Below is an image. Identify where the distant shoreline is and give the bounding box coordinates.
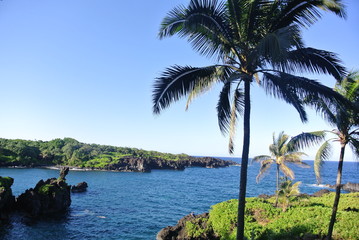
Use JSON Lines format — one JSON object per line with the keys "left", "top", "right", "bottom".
{"left": 1, "top": 156, "right": 239, "bottom": 173}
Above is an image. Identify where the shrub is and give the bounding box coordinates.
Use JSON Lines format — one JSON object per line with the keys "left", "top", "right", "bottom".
{"left": 199, "top": 193, "right": 359, "bottom": 240}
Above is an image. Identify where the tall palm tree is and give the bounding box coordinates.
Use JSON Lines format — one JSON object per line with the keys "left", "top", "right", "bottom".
{"left": 253, "top": 131, "right": 309, "bottom": 206}
{"left": 291, "top": 71, "right": 359, "bottom": 240}
{"left": 152, "top": 1, "right": 346, "bottom": 239}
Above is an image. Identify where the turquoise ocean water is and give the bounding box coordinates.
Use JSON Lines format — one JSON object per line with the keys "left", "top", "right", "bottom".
{"left": 0, "top": 159, "right": 358, "bottom": 239}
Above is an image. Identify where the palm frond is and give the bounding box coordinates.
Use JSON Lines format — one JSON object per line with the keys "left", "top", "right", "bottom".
{"left": 217, "top": 81, "right": 232, "bottom": 134}
{"left": 153, "top": 65, "right": 221, "bottom": 114}
{"left": 186, "top": 76, "right": 216, "bottom": 110}
{"left": 348, "top": 137, "right": 359, "bottom": 161}
{"left": 303, "top": 96, "right": 338, "bottom": 126}
{"left": 288, "top": 131, "right": 326, "bottom": 151}
{"left": 262, "top": 72, "right": 352, "bottom": 123}
{"left": 272, "top": 0, "right": 346, "bottom": 30}
{"left": 277, "top": 48, "right": 347, "bottom": 81}
{"left": 314, "top": 140, "right": 332, "bottom": 184}
{"left": 291, "top": 159, "right": 311, "bottom": 168}
{"left": 186, "top": 65, "right": 233, "bottom": 110}
{"left": 253, "top": 25, "right": 302, "bottom": 65}
{"left": 228, "top": 88, "right": 245, "bottom": 154}
{"left": 159, "top": 0, "right": 234, "bottom": 59}
{"left": 285, "top": 151, "right": 308, "bottom": 161}
{"left": 261, "top": 72, "right": 307, "bottom": 122}
{"left": 252, "top": 155, "right": 271, "bottom": 164}
{"left": 336, "top": 71, "right": 359, "bottom": 101}
{"left": 277, "top": 131, "right": 290, "bottom": 156}
{"left": 279, "top": 163, "right": 295, "bottom": 180}
{"left": 256, "top": 159, "right": 274, "bottom": 183}
{"left": 245, "top": 0, "right": 269, "bottom": 44}
{"left": 289, "top": 181, "right": 301, "bottom": 196}
{"left": 226, "top": 0, "right": 242, "bottom": 38}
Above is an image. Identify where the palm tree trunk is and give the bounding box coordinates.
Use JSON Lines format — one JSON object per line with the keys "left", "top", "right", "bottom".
{"left": 327, "top": 144, "right": 346, "bottom": 240}
{"left": 275, "top": 164, "right": 279, "bottom": 207}
{"left": 237, "top": 78, "right": 251, "bottom": 240}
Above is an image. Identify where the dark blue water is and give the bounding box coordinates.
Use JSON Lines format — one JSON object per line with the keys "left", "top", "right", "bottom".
{"left": 0, "top": 159, "right": 358, "bottom": 240}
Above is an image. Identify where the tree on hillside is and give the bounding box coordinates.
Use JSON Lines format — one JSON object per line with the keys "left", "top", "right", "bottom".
{"left": 152, "top": 1, "right": 347, "bottom": 239}
{"left": 290, "top": 71, "right": 359, "bottom": 240}
{"left": 253, "top": 131, "right": 309, "bottom": 206}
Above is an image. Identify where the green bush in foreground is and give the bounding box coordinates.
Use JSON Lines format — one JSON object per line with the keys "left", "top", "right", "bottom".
{"left": 186, "top": 193, "right": 359, "bottom": 240}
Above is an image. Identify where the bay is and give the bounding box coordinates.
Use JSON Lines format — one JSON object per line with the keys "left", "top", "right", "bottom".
{"left": 0, "top": 159, "right": 358, "bottom": 240}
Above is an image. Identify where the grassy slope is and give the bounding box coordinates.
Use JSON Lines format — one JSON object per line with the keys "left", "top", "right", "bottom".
{"left": 186, "top": 192, "right": 359, "bottom": 240}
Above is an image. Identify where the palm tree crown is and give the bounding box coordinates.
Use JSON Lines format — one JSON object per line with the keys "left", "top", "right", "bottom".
{"left": 152, "top": 1, "right": 347, "bottom": 239}
{"left": 253, "top": 131, "right": 309, "bottom": 182}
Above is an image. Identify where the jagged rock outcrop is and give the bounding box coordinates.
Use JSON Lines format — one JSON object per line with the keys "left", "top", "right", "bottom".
{"left": 324, "top": 182, "right": 359, "bottom": 192}
{"left": 156, "top": 213, "right": 217, "bottom": 240}
{"left": 0, "top": 176, "right": 15, "bottom": 221}
{"left": 102, "top": 156, "right": 237, "bottom": 172}
{"left": 16, "top": 167, "right": 71, "bottom": 217}
{"left": 342, "top": 182, "right": 359, "bottom": 192}
{"left": 71, "top": 182, "right": 88, "bottom": 193}
{"left": 312, "top": 189, "right": 331, "bottom": 197}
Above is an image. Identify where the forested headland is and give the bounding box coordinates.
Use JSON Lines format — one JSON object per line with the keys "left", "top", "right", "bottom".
{"left": 0, "top": 138, "right": 235, "bottom": 171}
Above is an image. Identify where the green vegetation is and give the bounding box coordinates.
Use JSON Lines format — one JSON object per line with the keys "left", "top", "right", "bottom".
{"left": 185, "top": 193, "right": 359, "bottom": 240}
{"left": 0, "top": 176, "right": 14, "bottom": 189}
{"left": 0, "top": 137, "right": 190, "bottom": 167}
{"left": 277, "top": 179, "right": 301, "bottom": 212}
{"left": 186, "top": 217, "right": 211, "bottom": 238}
{"left": 38, "top": 184, "right": 56, "bottom": 195}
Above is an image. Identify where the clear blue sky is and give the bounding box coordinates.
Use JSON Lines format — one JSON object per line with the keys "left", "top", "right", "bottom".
{"left": 0, "top": 0, "right": 358, "bottom": 161}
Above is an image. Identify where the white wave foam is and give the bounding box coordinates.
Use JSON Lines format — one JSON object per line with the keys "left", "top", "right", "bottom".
{"left": 306, "top": 184, "right": 330, "bottom": 188}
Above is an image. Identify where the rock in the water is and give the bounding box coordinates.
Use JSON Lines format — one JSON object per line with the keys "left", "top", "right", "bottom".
{"left": 324, "top": 182, "right": 359, "bottom": 193}
{"left": 258, "top": 194, "right": 273, "bottom": 199}
{"left": 342, "top": 182, "right": 359, "bottom": 192}
{"left": 312, "top": 189, "right": 331, "bottom": 197}
{"left": 71, "top": 182, "right": 88, "bottom": 193}
{"left": 16, "top": 168, "right": 71, "bottom": 217}
{"left": 0, "top": 176, "right": 15, "bottom": 221}
{"left": 59, "top": 166, "right": 69, "bottom": 180}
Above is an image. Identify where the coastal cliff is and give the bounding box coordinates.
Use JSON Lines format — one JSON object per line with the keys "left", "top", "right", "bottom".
{"left": 101, "top": 156, "right": 236, "bottom": 172}
{"left": 46, "top": 156, "right": 237, "bottom": 172}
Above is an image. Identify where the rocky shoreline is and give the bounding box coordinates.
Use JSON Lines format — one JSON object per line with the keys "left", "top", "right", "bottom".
{"left": 324, "top": 182, "right": 359, "bottom": 193}
{"left": 23, "top": 156, "right": 238, "bottom": 172}
{"left": 0, "top": 167, "right": 72, "bottom": 222}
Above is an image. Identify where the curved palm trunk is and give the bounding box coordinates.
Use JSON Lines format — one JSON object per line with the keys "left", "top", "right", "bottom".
{"left": 327, "top": 144, "right": 346, "bottom": 240}
{"left": 275, "top": 164, "right": 279, "bottom": 207}
{"left": 237, "top": 79, "right": 251, "bottom": 240}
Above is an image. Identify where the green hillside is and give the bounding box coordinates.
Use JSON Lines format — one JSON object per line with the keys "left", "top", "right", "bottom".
{"left": 0, "top": 138, "right": 189, "bottom": 168}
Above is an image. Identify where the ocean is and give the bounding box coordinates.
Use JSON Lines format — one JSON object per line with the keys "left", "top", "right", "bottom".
{"left": 0, "top": 159, "right": 358, "bottom": 240}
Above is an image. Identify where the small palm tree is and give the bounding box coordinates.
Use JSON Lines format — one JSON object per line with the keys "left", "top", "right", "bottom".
{"left": 152, "top": 1, "right": 346, "bottom": 239}
{"left": 253, "top": 131, "right": 309, "bottom": 206}
{"left": 290, "top": 71, "right": 359, "bottom": 240}
{"left": 278, "top": 179, "right": 301, "bottom": 212}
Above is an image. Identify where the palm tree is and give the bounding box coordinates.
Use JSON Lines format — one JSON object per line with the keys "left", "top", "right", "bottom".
{"left": 253, "top": 131, "right": 309, "bottom": 206}
{"left": 277, "top": 179, "right": 301, "bottom": 212}
{"left": 152, "top": 1, "right": 346, "bottom": 239}
{"left": 291, "top": 71, "right": 359, "bottom": 240}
